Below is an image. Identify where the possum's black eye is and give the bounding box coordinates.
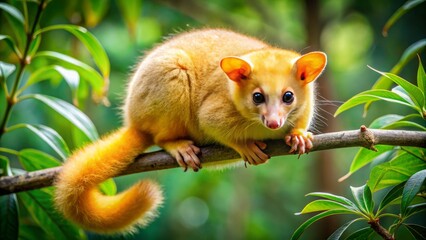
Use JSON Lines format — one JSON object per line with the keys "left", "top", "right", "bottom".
{"left": 282, "top": 91, "right": 294, "bottom": 104}
{"left": 253, "top": 92, "right": 265, "bottom": 104}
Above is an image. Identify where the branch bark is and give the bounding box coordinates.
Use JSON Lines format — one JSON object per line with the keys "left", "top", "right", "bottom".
{"left": 368, "top": 219, "right": 395, "bottom": 240}
{"left": 0, "top": 128, "right": 425, "bottom": 195}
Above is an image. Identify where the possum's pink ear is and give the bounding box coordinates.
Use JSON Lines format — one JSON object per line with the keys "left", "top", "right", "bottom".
{"left": 295, "top": 52, "right": 327, "bottom": 84}
{"left": 220, "top": 57, "right": 252, "bottom": 82}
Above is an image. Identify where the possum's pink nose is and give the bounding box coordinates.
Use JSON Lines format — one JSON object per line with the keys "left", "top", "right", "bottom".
{"left": 267, "top": 120, "right": 280, "bottom": 129}
{"left": 262, "top": 110, "right": 284, "bottom": 130}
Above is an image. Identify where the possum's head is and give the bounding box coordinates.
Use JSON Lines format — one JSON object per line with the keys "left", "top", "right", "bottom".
{"left": 220, "top": 50, "right": 327, "bottom": 130}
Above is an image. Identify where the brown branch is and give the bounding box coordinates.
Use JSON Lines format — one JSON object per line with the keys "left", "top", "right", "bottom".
{"left": 368, "top": 219, "right": 395, "bottom": 240}
{"left": 0, "top": 127, "right": 425, "bottom": 195}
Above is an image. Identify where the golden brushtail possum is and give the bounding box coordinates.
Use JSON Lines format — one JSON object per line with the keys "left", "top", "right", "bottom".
{"left": 54, "top": 29, "right": 327, "bottom": 234}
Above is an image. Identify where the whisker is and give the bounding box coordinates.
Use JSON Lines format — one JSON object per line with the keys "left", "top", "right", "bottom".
{"left": 316, "top": 106, "right": 335, "bottom": 118}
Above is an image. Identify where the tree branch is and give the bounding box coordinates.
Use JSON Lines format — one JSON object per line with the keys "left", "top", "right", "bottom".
{"left": 368, "top": 219, "right": 395, "bottom": 240}
{"left": 0, "top": 127, "right": 425, "bottom": 195}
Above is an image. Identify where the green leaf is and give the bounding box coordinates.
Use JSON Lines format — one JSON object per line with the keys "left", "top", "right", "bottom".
{"left": 22, "top": 94, "right": 99, "bottom": 141}
{"left": 339, "top": 145, "right": 395, "bottom": 182}
{"left": 378, "top": 182, "right": 405, "bottom": 213}
{"left": 0, "top": 34, "right": 22, "bottom": 57}
{"left": 402, "top": 147, "right": 425, "bottom": 161}
{"left": 8, "top": 124, "right": 70, "bottom": 160}
{"left": 0, "top": 156, "right": 19, "bottom": 240}
{"left": 370, "top": 114, "right": 405, "bottom": 128}
{"left": 291, "top": 210, "right": 353, "bottom": 240}
{"left": 18, "top": 149, "right": 61, "bottom": 171}
{"left": 418, "top": 57, "right": 426, "bottom": 101}
{"left": 345, "top": 227, "right": 375, "bottom": 240}
{"left": 0, "top": 2, "right": 25, "bottom": 49}
{"left": 0, "top": 3, "right": 25, "bottom": 24}
{"left": 25, "top": 65, "right": 74, "bottom": 86}
{"left": 405, "top": 203, "right": 426, "bottom": 219}
{"left": 24, "top": 65, "right": 80, "bottom": 105}
{"left": 370, "top": 66, "right": 425, "bottom": 110}
{"left": 368, "top": 153, "right": 426, "bottom": 192}
{"left": 382, "top": 121, "right": 426, "bottom": 131}
{"left": 401, "top": 169, "right": 426, "bottom": 215}
{"left": 0, "top": 61, "right": 16, "bottom": 80}
{"left": 399, "top": 39, "right": 426, "bottom": 72}
{"left": 18, "top": 224, "right": 49, "bottom": 240}
{"left": 76, "top": 79, "right": 90, "bottom": 108}
{"left": 33, "top": 51, "right": 108, "bottom": 104}
{"left": 327, "top": 218, "right": 363, "bottom": 240}
{"left": 371, "top": 114, "right": 426, "bottom": 130}
{"left": 28, "top": 34, "right": 41, "bottom": 57}
{"left": 335, "top": 89, "right": 416, "bottom": 117}
{"left": 0, "top": 156, "right": 12, "bottom": 176}
{"left": 18, "top": 188, "right": 86, "bottom": 239}
{"left": 392, "top": 86, "right": 415, "bottom": 105}
{"left": 296, "top": 199, "right": 357, "bottom": 215}
{"left": 350, "top": 185, "right": 374, "bottom": 215}
{"left": 35, "top": 25, "right": 110, "bottom": 78}
{"left": 382, "top": 0, "right": 426, "bottom": 37}
{"left": 365, "top": 39, "right": 426, "bottom": 114}
{"left": 405, "top": 224, "right": 426, "bottom": 240}
{"left": 400, "top": 113, "right": 426, "bottom": 122}
{"left": 99, "top": 179, "right": 117, "bottom": 196}
{"left": 0, "top": 194, "right": 18, "bottom": 240}
{"left": 71, "top": 125, "right": 92, "bottom": 149}
{"left": 54, "top": 66, "right": 80, "bottom": 104}
{"left": 306, "top": 192, "right": 358, "bottom": 209}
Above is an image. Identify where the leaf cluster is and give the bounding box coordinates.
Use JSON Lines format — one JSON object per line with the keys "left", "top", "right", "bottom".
{"left": 294, "top": 1, "right": 426, "bottom": 239}
{"left": 292, "top": 175, "right": 426, "bottom": 240}
{"left": 0, "top": 1, "right": 117, "bottom": 238}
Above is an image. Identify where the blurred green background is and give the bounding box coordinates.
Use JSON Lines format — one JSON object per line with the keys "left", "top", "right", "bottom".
{"left": 1, "top": 0, "right": 425, "bottom": 239}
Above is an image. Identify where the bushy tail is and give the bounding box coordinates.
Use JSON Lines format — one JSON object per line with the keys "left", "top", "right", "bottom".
{"left": 54, "top": 127, "right": 163, "bottom": 234}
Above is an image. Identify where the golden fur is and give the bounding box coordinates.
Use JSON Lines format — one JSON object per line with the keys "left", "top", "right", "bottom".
{"left": 54, "top": 29, "right": 326, "bottom": 234}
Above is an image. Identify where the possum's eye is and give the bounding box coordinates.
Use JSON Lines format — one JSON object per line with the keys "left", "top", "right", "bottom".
{"left": 252, "top": 92, "right": 265, "bottom": 104}
{"left": 282, "top": 91, "right": 294, "bottom": 104}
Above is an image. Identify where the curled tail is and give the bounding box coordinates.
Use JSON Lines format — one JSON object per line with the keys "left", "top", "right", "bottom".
{"left": 54, "top": 127, "right": 163, "bottom": 234}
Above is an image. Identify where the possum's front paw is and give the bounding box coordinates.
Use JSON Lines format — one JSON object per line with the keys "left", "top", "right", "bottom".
{"left": 162, "top": 140, "right": 202, "bottom": 172}
{"left": 285, "top": 129, "right": 313, "bottom": 155}
{"left": 232, "top": 141, "right": 270, "bottom": 166}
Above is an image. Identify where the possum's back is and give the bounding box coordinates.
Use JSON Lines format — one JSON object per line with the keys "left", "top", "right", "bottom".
{"left": 156, "top": 29, "right": 270, "bottom": 72}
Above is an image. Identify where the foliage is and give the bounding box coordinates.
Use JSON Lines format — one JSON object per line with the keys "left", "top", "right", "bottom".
{"left": 292, "top": 175, "right": 426, "bottom": 240}
{"left": 0, "top": 0, "right": 116, "bottom": 238}
{"left": 293, "top": 1, "right": 426, "bottom": 239}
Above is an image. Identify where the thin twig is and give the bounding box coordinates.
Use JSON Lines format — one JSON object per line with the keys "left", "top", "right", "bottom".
{"left": 0, "top": 128, "right": 425, "bottom": 195}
